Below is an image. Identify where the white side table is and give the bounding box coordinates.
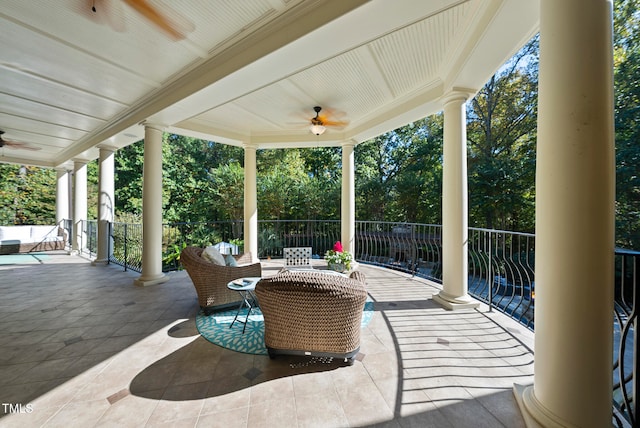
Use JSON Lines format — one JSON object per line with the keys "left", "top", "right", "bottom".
{"left": 227, "top": 277, "right": 261, "bottom": 334}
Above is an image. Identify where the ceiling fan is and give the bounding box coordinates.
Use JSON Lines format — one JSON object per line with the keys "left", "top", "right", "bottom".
{"left": 85, "top": 0, "right": 194, "bottom": 40}
{"left": 0, "top": 131, "right": 41, "bottom": 151}
{"left": 308, "top": 106, "right": 348, "bottom": 135}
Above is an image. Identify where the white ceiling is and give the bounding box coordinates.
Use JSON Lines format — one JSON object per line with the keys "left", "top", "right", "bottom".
{"left": 0, "top": 0, "right": 539, "bottom": 169}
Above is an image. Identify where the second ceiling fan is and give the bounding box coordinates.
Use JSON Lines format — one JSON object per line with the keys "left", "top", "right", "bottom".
{"left": 308, "top": 106, "right": 348, "bottom": 135}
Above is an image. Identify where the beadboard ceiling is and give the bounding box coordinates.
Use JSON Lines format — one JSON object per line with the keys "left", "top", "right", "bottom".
{"left": 0, "top": 0, "right": 539, "bottom": 169}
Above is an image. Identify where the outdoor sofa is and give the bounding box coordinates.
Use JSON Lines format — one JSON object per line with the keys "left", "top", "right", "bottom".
{"left": 255, "top": 268, "right": 368, "bottom": 365}
{"left": 0, "top": 225, "right": 67, "bottom": 255}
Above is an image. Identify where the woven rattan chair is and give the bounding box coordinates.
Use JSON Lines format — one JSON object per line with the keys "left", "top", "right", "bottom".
{"left": 180, "top": 246, "right": 262, "bottom": 314}
{"left": 255, "top": 269, "right": 367, "bottom": 365}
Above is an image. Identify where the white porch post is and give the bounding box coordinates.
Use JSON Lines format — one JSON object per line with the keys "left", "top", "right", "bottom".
{"left": 55, "top": 168, "right": 70, "bottom": 224}
{"left": 134, "top": 124, "right": 168, "bottom": 286}
{"left": 72, "top": 160, "right": 87, "bottom": 255}
{"left": 94, "top": 146, "right": 115, "bottom": 265}
{"left": 244, "top": 144, "right": 258, "bottom": 261}
{"left": 341, "top": 141, "right": 356, "bottom": 254}
{"left": 433, "top": 90, "right": 478, "bottom": 310}
{"left": 514, "top": 1, "right": 615, "bottom": 427}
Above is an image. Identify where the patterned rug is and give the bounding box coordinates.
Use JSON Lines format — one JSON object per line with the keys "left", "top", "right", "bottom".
{"left": 0, "top": 253, "right": 50, "bottom": 265}
{"left": 196, "top": 297, "right": 375, "bottom": 355}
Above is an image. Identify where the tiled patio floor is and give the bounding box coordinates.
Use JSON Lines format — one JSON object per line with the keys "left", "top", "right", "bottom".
{"left": 0, "top": 252, "right": 534, "bottom": 427}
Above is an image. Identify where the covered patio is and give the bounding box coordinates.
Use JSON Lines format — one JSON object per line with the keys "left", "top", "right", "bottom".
{"left": 1, "top": 0, "right": 617, "bottom": 426}
{"left": 0, "top": 252, "right": 533, "bottom": 427}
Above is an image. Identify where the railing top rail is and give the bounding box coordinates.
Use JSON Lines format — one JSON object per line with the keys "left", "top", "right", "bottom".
{"left": 615, "top": 247, "right": 640, "bottom": 256}
{"left": 163, "top": 221, "right": 242, "bottom": 226}
{"left": 469, "top": 226, "right": 535, "bottom": 238}
{"left": 260, "top": 219, "right": 340, "bottom": 223}
{"left": 355, "top": 220, "right": 441, "bottom": 228}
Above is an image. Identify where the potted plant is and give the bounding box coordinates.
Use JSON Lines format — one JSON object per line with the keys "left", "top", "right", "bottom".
{"left": 325, "top": 241, "right": 353, "bottom": 272}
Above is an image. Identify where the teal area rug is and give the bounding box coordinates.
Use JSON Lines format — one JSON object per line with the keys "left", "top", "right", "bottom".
{"left": 0, "top": 253, "right": 50, "bottom": 265}
{"left": 196, "top": 297, "right": 374, "bottom": 355}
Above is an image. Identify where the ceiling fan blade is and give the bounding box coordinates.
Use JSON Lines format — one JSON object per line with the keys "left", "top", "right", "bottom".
{"left": 6, "top": 141, "right": 42, "bottom": 151}
{"left": 323, "top": 119, "right": 349, "bottom": 128}
{"left": 0, "top": 134, "right": 42, "bottom": 151}
{"left": 123, "top": 0, "right": 194, "bottom": 40}
{"left": 317, "top": 113, "right": 349, "bottom": 128}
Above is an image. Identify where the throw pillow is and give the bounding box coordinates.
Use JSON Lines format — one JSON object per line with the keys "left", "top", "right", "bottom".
{"left": 224, "top": 254, "right": 238, "bottom": 267}
{"left": 202, "top": 246, "right": 226, "bottom": 266}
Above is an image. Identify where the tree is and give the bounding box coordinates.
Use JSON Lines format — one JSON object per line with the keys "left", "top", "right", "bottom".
{"left": 114, "top": 141, "right": 144, "bottom": 217}
{"left": 253, "top": 148, "right": 342, "bottom": 220}
{"left": 466, "top": 36, "right": 539, "bottom": 232}
{"left": 355, "top": 116, "right": 444, "bottom": 223}
{"left": 614, "top": 0, "right": 640, "bottom": 248}
{"left": 210, "top": 162, "right": 244, "bottom": 220}
{"left": 0, "top": 164, "right": 57, "bottom": 224}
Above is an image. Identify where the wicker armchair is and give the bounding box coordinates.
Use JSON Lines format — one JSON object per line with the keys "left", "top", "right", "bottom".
{"left": 255, "top": 269, "right": 367, "bottom": 365}
{"left": 180, "top": 246, "right": 262, "bottom": 314}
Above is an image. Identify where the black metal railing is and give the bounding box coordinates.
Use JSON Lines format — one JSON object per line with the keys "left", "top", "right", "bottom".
{"left": 109, "top": 222, "right": 143, "bottom": 271}
{"left": 355, "top": 221, "right": 442, "bottom": 280}
{"left": 468, "top": 228, "right": 536, "bottom": 329}
{"left": 257, "top": 219, "right": 341, "bottom": 260}
{"left": 613, "top": 248, "right": 639, "bottom": 428}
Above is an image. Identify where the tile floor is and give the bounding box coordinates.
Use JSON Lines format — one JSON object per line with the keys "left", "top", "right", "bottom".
{"left": 0, "top": 252, "right": 534, "bottom": 427}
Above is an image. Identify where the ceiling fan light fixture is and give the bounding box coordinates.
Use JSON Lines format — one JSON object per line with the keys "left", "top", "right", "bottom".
{"left": 310, "top": 124, "right": 326, "bottom": 135}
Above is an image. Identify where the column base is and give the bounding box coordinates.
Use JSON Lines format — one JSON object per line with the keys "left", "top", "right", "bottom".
{"left": 133, "top": 273, "right": 169, "bottom": 287}
{"left": 91, "top": 258, "right": 109, "bottom": 266}
{"left": 432, "top": 291, "right": 479, "bottom": 310}
{"left": 513, "top": 383, "right": 571, "bottom": 428}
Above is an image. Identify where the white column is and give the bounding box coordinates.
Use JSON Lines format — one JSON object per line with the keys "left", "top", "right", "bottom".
{"left": 94, "top": 146, "right": 115, "bottom": 265}
{"left": 134, "top": 124, "right": 168, "bottom": 286}
{"left": 244, "top": 144, "right": 258, "bottom": 261}
{"left": 72, "top": 160, "right": 87, "bottom": 255}
{"left": 514, "top": 1, "right": 615, "bottom": 427}
{"left": 55, "top": 168, "right": 70, "bottom": 224}
{"left": 433, "top": 90, "right": 478, "bottom": 310}
{"left": 341, "top": 141, "right": 356, "bottom": 254}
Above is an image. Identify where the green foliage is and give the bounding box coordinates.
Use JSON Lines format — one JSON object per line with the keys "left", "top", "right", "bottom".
{"left": 356, "top": 116, "right": 444, "bottom": 223}
{"left": 230, "top": 238, "right": 244, "bottom": 253}
{"left": 163, "top": 241, "right": 187, "bottom": 271}
{"left": 115, "top": 142, "right": 144, "bottom": 216}
{"left": 0, "top": 164, "right": 57, "bottom": 224}
{"left": 614, "top": 0, "right": 640, "bottom": 248}
{"left": 467, "top": 35, "right": 539, "bottom": 232}
{"left": 210, "top": 162, "right": 244, "bottom": 220}
{"left": 256, "top": 149, "right": 339, "bottom": 220}
{"left": 325, "top": 249, "right": 353, "bottom": 271}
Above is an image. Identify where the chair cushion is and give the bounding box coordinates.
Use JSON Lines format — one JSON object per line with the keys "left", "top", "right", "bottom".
{"left": 201, "top": 246, "right": 226, "bottom": 266}
{"left": 224, "top": 254, "right": 238, "bottom": 267}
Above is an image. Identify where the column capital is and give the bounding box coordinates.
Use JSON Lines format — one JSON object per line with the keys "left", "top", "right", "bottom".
{"left": 72, "top": 159, "right": 88, "bottom": 168}
{"left": 140, "top": 121, "right": 167, "bottom": 132}
{"left": 55, "top": 164, "right": 73, "bottom": 173}
{"left": 340, "top": 139, "right": 358, "bottom": 149}
{"left": 97, "top": 144, "right": 117, "bottom": 154}
{"left": 440, "top": 87, "right": 476, "bottom": 106}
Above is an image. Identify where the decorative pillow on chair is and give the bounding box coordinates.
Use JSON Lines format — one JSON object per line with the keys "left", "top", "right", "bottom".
{"left": 202, "top": 246, "right": 226, "bottom": 266}
{"left": 224, "top": 254, "right": 238, "bottom": 267}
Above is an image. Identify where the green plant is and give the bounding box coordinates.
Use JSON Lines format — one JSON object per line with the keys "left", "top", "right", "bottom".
{"left": 325, "top": 249, "right": 353, "bottom": 271}
{"left": 230, "top": 238, "right": 244, "bottom": 253}
{"left": 164, "top": 241, "right": 187, "bottom": 270}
